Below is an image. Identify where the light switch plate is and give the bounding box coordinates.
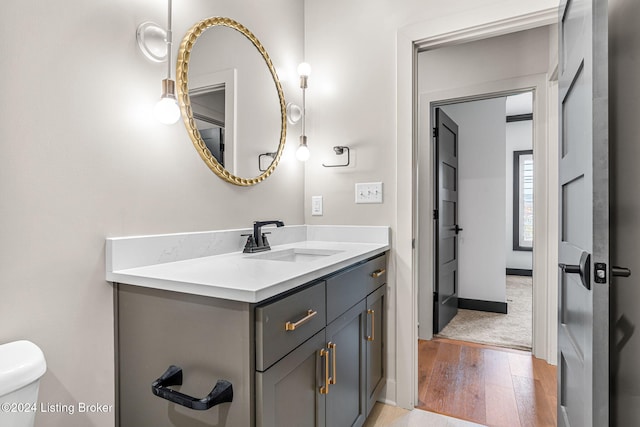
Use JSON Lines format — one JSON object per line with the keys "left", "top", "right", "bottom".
{"left": 355, "top": 182, "right": 383, "bottom": 204}
{"left": 311, "top": 196, "right": 323, "bottom": 216}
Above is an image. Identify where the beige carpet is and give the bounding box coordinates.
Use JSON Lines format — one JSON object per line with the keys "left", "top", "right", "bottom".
{"left": 436, "top": 276, "right": 532, "bottom": 351}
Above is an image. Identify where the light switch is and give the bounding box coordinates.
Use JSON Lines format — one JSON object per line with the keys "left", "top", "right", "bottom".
{"left": 355, "top": 182, "right": 383, "bottom": 204}
{"left": 312, "top": 196, "right": 323, "bottom": 216}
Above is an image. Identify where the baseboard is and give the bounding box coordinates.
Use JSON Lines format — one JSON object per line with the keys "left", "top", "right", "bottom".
{"left": 379, "top": 379, "right": 397, "bottom": 407}
{"left": 506, "top": 268, "right": 533, "bottom": 276}
{"left": 458, "top": 298, "right": 508, "bottom": 314}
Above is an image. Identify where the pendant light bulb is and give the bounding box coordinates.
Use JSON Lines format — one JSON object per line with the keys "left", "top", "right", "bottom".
{"left": 153, "top": 79, "right": 180, "bottom": 125}
{"left": 296, "top": 136, "right": 310, "bottom": 162}
{"left": 297, "top": 62, "right": 312, "bottom": 78}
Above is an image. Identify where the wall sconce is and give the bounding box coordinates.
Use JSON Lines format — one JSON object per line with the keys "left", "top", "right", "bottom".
{"left": 322, "top": 146, "right": 351, "bottom": 168}
{"left": 295, "top": 63, "right": 311, "bottom": 162}
{"left": 136, "top": 0, "right": 180, "bottom": 125}
{"left": 258, "top": 152, "right": 277, "bottom": 172}
{"left": 286, "top": 103, "right": 302, "bottom": 125}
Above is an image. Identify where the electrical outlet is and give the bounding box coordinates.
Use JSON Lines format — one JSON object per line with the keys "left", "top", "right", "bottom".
{"left": 355, "top": 182, "right": 383, "bottom": 204}
{"left": 312, "top": 196, "right": 323, "bottom": 216}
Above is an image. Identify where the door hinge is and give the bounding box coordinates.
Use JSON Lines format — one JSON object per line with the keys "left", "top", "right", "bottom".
{"left": 432, "top": 127, "right": 438, "bottom": 138}
{"left": 412, "top": 238, "right": 415, "bottom": 249}
{"left": 433, "top": 209, "right": 438, "bottom": 220}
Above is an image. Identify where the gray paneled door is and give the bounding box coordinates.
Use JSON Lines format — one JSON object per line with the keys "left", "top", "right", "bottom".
{"left": 434, "top": 108, "right": 460, "bottom": 333}
{"left": 557, "top": 0, "right": 609, "bottom": 426}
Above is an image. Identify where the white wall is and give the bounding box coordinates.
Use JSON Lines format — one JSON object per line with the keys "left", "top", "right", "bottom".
{"left": 441, "top": 99, "right": 507, "bottom": 303}
{"left": 0, "top": 1, "right": 304, "bottom": 426}
{"left": 506, "top": 120, "right": 534, "bottom": 270}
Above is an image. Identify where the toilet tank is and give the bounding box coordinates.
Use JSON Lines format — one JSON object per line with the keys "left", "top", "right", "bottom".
{"left": 0, "top": 340, "right": 47, "bottom": 427}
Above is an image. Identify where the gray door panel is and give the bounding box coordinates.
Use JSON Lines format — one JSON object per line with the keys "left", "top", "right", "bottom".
{"left": 366, "top": 286, "right": 386, "bottom": 415}
{"left": 434, "top": 108, "right": 460, "bottom": 333}
{"left": 326, "top": 301, "right": 367, "bottom": 427}
{"left": 256, "top": 330, "right": 326, "bottom": 427}
{"left": 558, "top": 0, "right": 609, "bottom": 425}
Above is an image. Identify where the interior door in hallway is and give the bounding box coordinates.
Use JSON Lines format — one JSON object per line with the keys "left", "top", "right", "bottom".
{"left": 557, "top": 0, "right": 609, "bottom": 425}
{"left": 434, "top": 108, "right": 460, "bottom": 333}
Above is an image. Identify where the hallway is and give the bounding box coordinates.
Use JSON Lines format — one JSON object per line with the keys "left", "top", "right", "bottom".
{"left": 417, "top": 338, "right": 557, "bottom": 427}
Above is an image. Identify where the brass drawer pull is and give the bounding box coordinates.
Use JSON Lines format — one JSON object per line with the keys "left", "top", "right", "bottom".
{"left": 285, "top": 309, "right": 317, "bottom": 331}
{"left": 319, "top": 348, "right": 330, "bottom": 394}
{"left": 371, "top": 269, "right": 386, "bottom": 278}
{"left": 367, "top": 309, "right": 375, "bottom": 342}
{"left": 328, "top": 342, "right": 337, "bottom": 385}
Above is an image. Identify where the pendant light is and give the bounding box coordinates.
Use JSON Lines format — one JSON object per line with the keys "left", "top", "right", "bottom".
{"left": 137, "top": 0, "right": 180, "bottom": 125}
{"left": 153, "top": 0, "right": 180, "bottom": 125}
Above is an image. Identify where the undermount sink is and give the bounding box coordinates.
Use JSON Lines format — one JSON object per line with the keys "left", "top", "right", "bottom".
{"left": 248, "top": 248, "right": 344, "bottom": 262}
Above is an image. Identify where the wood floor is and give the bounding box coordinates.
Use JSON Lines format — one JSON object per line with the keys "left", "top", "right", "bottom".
{"left": 417, "top": 337, "right": 557, "bottom": 427}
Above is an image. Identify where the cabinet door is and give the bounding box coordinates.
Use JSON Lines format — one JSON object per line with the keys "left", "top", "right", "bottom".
{"left": 326, "top": 300, "right": 367, "bottom": 427}
{"left": 256, "top": 330, "right": 327, "bottom": 427}
{"left": 365, "top": 285, "right": 386, "bottom": 415}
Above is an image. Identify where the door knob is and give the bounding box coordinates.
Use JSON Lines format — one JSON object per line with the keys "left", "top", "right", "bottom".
{"left": 559, "top": 251, "right": 591, "bottom": 290}
{"left": 453, "top": 224, "right": 463, "bottom": 234}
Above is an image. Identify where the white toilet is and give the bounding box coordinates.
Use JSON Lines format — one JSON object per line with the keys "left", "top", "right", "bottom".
{"left": 0, "top": 341, "right": 47, "bottom": 427}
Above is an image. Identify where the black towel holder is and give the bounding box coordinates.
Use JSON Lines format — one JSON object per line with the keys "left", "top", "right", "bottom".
{"left": 151, "top": 365, "right": 233, "bottom": 411}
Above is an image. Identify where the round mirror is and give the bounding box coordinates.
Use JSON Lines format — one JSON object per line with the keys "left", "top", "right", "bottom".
{"left": 176, "top": 17, "right": 286, "bottom": 186}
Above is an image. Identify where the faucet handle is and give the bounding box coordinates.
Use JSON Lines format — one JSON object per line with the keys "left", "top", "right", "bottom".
{"left": 241, "top": 234, "right": 257, "bottom": 253}
{"left": 261, "top": 233, "right": 271, "bottom": 248}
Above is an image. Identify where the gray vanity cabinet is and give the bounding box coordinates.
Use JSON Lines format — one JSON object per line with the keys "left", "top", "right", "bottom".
{"left": 255, "top": 253, "right": 386, "bottom": 427}
{"left": 115, "top": 252, "right": 386, "bottom": 427}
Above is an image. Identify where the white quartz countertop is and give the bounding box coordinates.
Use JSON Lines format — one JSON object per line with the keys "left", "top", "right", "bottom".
{"left": 106, "top": 225, "right": 389, "bottom": 303}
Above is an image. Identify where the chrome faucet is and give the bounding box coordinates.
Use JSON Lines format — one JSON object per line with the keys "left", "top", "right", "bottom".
{"left": 242, "top": 220, "right": 285, "bottom": 253}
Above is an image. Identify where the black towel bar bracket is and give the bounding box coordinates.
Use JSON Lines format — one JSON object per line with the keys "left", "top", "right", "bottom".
{"left": 151, "top": 365, "right": 233, "bottom": 411}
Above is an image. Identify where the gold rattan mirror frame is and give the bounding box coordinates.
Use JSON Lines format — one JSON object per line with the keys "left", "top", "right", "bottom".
{"left": 176, "top": 17, "right": 286, "bottom": 186}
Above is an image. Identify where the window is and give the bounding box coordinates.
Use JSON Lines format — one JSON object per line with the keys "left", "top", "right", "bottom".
{"left": 513, "top": 150, "right": 533, "bottom": 251}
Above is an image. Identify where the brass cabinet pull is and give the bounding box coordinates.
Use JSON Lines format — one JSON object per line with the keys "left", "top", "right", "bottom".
{"left": 328, "top": 342, "right": 337, "bottom": 385}
{"left": 319, "top": 348, "right": 330, "bottom": 394}
{"left": 285, "top": 310, "right": 317, "bottom": 331}
{"left": 371, "top": 269, "right": 386, "bottom": 278}
{"left": 367, "top": 309, "right": 375, "bottom": 342}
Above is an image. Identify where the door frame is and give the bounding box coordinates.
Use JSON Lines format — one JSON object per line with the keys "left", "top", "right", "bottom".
{"left": 394, "top": 5, "right": 559, "bottom": 410}
{"left": 418, "top": 80, "right": 552, "bottom": 347}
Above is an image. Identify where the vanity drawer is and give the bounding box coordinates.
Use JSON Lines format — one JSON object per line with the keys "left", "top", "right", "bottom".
{"left": 364, "top": 253, "right": 387, "bottom": 295}
{"left": 255, "top": 281, "right": 326, "bottom": 372}
{"left": 326, "top": 253, "right": 387, "bottom": 323}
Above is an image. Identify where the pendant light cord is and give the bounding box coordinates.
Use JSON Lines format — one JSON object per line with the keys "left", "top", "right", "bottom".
{"left": 166, "top": 0, "right": 173, "bottom": 80}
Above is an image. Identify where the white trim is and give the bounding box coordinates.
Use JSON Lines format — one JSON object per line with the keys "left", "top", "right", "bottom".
{"left": 414, "top": 7, "right": 558, "bottom": 51}
{"left": 395, "top": 5, "right": 560, "bottom": 410}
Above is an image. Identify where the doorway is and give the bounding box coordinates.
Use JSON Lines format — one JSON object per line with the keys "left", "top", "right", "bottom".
{"left": 408, "top": 24, "right": 559, "bottom": 410}
{"left": 393, "top": 7, "right": 559, "bottom": 409}
{"left": 431, "top": 93, "right": 535, "bottom": 352}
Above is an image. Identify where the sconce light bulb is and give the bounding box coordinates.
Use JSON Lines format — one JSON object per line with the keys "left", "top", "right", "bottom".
{"left": 153, "top": 79, "right": 180, "bottom": 125}
{"left": 296, "top": 137, "right": 310, "bottom": 162}
{"left": 154, "top": 96, "right": 181, "bottom": 125}
{"left": 297, "top": 62, "right": 312, "bottom": 77}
